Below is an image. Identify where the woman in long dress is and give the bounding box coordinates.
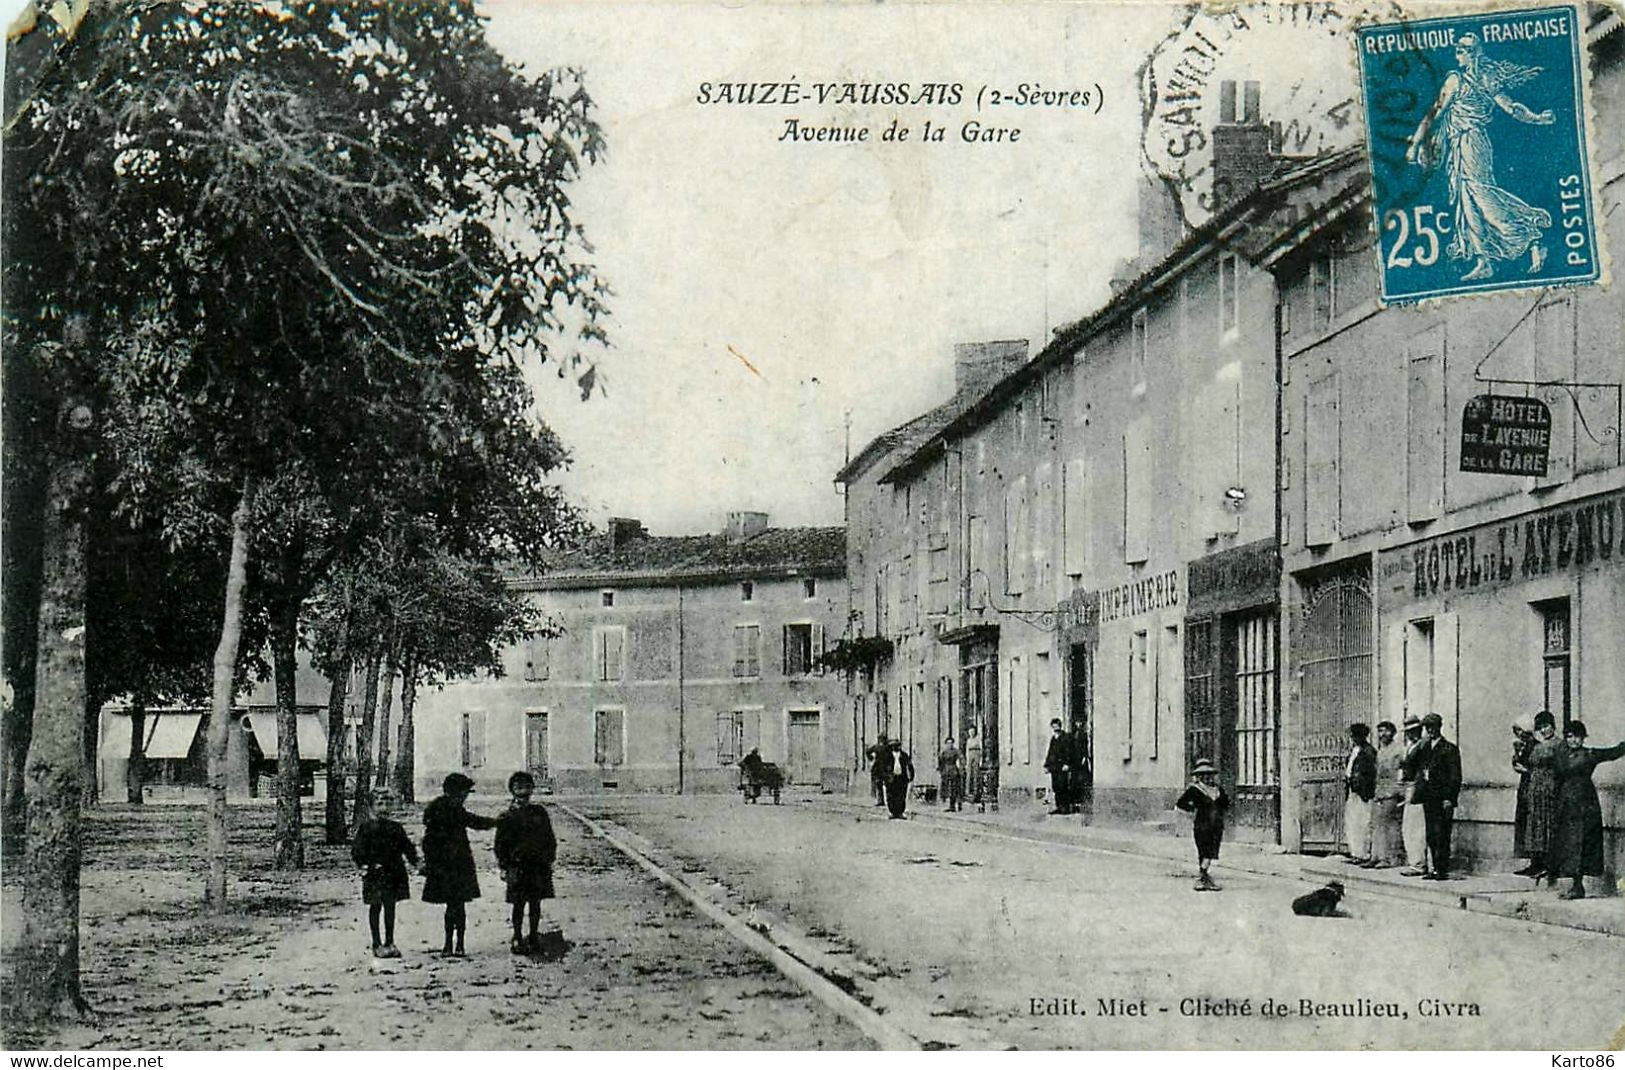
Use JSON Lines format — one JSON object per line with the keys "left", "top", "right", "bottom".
{"left": 1407, "top": 33, "right": 1555, "bottom": 282}
{"left": 1514, "top": 711, "right": 1561, "bottom": 879}
{"left": 1548, "top": 720, "right": 1625, "bottom": 900}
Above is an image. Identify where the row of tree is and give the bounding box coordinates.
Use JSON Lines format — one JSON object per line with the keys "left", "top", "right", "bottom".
{"left": 2, "top": 1, "right": 606, "bottom": 1021}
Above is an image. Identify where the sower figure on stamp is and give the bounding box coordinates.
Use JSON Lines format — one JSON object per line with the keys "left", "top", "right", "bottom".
{"left": 352, "top": 794, "right": 418, "bottom": 959}
{"left": 495, "top": 771, "right": 567, "bottom": 958}
{"left": 1413, "top": 714, "right": 1463, "bottom": 881}
{"left": 1176, "top": 758, "right": 1229, "bottom": 891}
{"left": 421, "top": 773, "right": 499, "bottom": 956}
{"left": 1407, "top": 33, "right": 1554, "bottom": 282}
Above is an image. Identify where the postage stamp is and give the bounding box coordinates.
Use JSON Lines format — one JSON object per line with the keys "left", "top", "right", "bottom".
{"left": 1355, "top": 4, "right": 1601, "bottom": 305}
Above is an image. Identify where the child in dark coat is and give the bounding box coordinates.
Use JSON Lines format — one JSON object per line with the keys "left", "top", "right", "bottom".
{"left": 421, "top": 772, "right": 499, "bottom": 957}
{"left": 495, "top": 771, "right": 566, "bottom": 958}
{"left": 351, "top": 795, "right": 418, "bottom": 958}
{"left": 1176, "top": 758, "right": 1230, "bottom": 891}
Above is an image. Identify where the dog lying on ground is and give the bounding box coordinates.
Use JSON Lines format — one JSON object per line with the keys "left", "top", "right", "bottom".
{"left": 1291, "top": 881, "right": 1346, "bottom": 917}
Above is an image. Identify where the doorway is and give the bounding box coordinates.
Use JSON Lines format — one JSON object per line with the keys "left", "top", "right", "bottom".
{"left": 524, "top": 710, "right": 549, "bottom": 785}
{"left": 786, "top": 709, "right": 821, "bottom": 786}
{"left": 1067, "top": 643, "right": 1093, "bottom": 820}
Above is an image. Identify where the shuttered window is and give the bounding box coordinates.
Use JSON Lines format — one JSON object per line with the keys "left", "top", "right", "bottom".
{"left": 593, "top": 626, "right": 625, "bottom": 682}
{"left": 1123, "top": 420, "right": 1151, "bottom": 564}
{"left": 522, "top": 638, "right": 550, "bottom": 682}
{"left": 1305, "top": 375, "right": 1341, "bottom": 546}
{"left": 1406, "top": 324, "right": 1446, "bottom": 523}
{"left": 459, "top": 711, "right": 487, "bottom": 768}
{"left": 594, "top": 708, "right": 625, "bottom": 766}
{"left": 783, "top": 623, "right": 823, "bottom": 676}
{"left": 733, "top": 624, "right": 761, "bottom": 678}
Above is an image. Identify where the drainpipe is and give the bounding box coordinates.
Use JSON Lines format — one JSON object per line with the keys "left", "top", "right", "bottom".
{"left": 677, "top": 582, "right": 686, "bottom": 795}
{"left": 1272, "top": 292, "right": 1286, "bottom": 844}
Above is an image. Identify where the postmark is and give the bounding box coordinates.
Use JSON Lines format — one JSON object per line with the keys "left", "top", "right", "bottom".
{"left": 1356, "top": 4, "right": 1601, "bottom": 304}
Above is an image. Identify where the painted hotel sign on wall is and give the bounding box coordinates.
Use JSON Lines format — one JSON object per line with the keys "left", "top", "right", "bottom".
{"left": 1460, "top": 394, "right": 1552, "bottom": 476}
{"left": 1388, "top": 489, "right": 1624, "bottom": 604}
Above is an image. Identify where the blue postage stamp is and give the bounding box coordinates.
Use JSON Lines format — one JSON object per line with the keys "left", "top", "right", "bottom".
{"left": 1355, "top": 5, "right": 1600, "bottom": 304}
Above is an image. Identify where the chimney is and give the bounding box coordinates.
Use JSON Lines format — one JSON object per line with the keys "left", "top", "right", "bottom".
{"left": 1210, "top": 79, "right": 1274, "bottom": 212}
{"left": 953, "top": 340, "right": 1029, "bottom": 398}
{"left": 608, "top": 517, "right": 645, "bottom": 552}
{"left": 724, "top": 511, "right": 769, "bottom": 543}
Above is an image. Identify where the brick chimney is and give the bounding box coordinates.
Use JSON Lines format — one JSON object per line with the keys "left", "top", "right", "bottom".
{"left": 1210, "top": 79, "right": 1275, "bottom": 212}
{"left": 953, "top": 340, "right": 1029, "bottom": 398}
{"left": 724, "top": 511, "right": 769, "bottom": 542}
{"left": 608, "top": 517, "right": 645, "bottom": 551}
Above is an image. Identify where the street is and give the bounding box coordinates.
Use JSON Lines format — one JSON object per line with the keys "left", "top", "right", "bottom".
{"left": 4, "top": 794, "right": 1622, "bottom": 1050}
{"left": 573, "top": 794, "right": 1625, "bottom": 1050}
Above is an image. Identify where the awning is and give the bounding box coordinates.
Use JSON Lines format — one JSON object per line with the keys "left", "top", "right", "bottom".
{"left": 144, "top": 713, "right": 204, "bottom": 759}
{"left": 246, "top": 712, "right": 328, "bottom": 761}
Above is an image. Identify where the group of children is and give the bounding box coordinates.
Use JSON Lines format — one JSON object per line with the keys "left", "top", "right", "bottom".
{"left": 350, "top": 771, "right": 568, "bottom": 960}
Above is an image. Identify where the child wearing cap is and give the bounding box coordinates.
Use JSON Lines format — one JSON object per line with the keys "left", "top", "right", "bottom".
{"left": 421, "top": 773, "right": 499, "bottom": 957}
{"left": 351, "top": 793, "right": 418, "bottom": 958}
{"left": 1176, "top": 758, "right": 1230, "bottom": 891}
{"left": 495, "top": 771, "right": 567, "bottom": 958}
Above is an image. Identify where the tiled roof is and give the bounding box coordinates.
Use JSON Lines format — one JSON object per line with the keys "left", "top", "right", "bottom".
{"left": 514, "top": 525, "right": 846, "bottom": 589}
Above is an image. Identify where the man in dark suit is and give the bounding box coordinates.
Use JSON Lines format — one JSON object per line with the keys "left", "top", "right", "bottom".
{"left": 1342, "top": 723, "right": 1378, "bottom": 863}
{"left": 1043, "top": 719, "right": 1074, "bottom": 814}
{"left": 883, "top": 738, "right": 915, "bottom": 819}
{"left": 1414, "top": 713, "right": 1463, "bottom": 880}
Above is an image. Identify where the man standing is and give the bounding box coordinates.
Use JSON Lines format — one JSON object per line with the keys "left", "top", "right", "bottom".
{"left": 964, "top": 727, "right": 985, "bottom": 811}
{"left": 866, "top": 734, "right": 889, "bottom": 807}
{"left": 1398, "top": 715, "right": 1430, "bottom": 875}
{"left": 1414, "top": 713, "right": 1463, "bottom": 880}
{"left": 883, "top": 738, "right": 915, "bottom": 820}
{"left": 1367, "top": 721, "right": 1406, "bottom": 868}
{"left": 938, "top": 736, "right": 963, "bottom": 812}
{"left": 1043, "top": 719, "right": 1073, "bottom": 815}
{"left": 1342, "top": 723, "right": 1377, "bottom": 864}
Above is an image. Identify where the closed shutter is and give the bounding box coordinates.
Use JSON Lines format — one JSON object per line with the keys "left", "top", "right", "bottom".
{"left": 1123, "top": 421, "right": 1151, "bottom": 564}
{"left": 1305, "top": 375, "right": 1341, "bottom": 546}
{"left": 1406, "top": 324, "right": 1445, "bottom": 523}
{"left": 1064, "top": 458, "right": 1088, "bottom": 580}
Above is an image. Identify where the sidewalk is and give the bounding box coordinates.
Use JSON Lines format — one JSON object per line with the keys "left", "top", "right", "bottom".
{"left": 811, "top": 793, "right": 1625, "bottom": 939}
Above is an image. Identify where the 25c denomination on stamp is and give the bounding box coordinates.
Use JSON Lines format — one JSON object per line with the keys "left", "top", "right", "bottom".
{"left": 1355, "top": 4, "right": 1601, "bottom": 305}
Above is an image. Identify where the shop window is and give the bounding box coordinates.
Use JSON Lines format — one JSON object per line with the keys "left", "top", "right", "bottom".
{"left": 1538, "top": 600, "right": 1571, "bottom": 728}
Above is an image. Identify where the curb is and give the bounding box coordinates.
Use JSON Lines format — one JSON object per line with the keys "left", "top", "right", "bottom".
{"left": 557, "top": 802, "right": 920, "bottom": 1051}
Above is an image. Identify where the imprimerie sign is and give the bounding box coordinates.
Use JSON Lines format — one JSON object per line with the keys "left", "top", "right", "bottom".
{"left": 1460, "top": 393, "right": 1551, "bottom": 476}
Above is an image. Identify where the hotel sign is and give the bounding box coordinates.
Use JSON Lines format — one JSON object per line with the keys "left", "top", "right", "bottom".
{"left": 1391, "top": 489, "right": 1624, "bottom": 604}
{"left": 1460, "top": 394, "right": 1551, "bottom": 477}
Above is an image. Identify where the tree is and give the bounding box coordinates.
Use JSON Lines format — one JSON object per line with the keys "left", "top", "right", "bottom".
{"left": 4, "top": 0, "right": 608, "bottom": 1015}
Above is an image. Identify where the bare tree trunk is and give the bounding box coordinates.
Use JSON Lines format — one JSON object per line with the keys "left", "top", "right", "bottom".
{"left": 126, "top": 700, "right": 145, "bottom": 805}
{"left": 207, "top": 475, "right": 254, "bottom": 913}
{"left": 323, "top": 656, "right": 351, "bottom": 845}
{"left": 374, "top": 641, "right": 397, "bottom": 790}
{"left": 14, "top": 451, "right": 91, "bottom": 1020}
{"left": 82, "top": 689, "right": 99, "bottom": 807}
{"left": 351, "top": 651, "right": 381, "bottom": 826}
{"left": 392, "top": 649, "right": 417, "bottom": 804}
{"left": 271, "top": 596, "right": 304, "bottom": 870}
{"left": 1, "top": 448, "right": 45, "bottom": 860}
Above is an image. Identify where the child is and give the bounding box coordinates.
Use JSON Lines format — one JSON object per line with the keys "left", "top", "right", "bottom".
{"left": 421, "top": 772, "right": 498, "bottom": 957}
{"left": 1175, "top": 758, "right": 1230, "bottom": 891}
{"left": 351, "top": 794, "right": 418, "bottom": 958}
{"left": 494, "top": 771, "right": 566, "bottom": 959}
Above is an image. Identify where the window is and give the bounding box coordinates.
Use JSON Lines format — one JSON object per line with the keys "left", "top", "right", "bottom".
{"left": 601, "top": 590, "right": 615, "bottom": 608}
{"left": 522, "top": 637, "right": 550, "bottom": 682}
{"left": 1034, "top": 463, "right": 1055, "bottom": 597}
{"left": 1406, "top": 325, "right": 1445, "bottom": 524}
{"left": 1219, "top": 254, "right": 1239, "bottom": 337}
{"left": 1064, "top": 458, "right": 1089, "bottom": 581}
{"left": 1004, "top": 476, "right": 1028, "bottom": 594}
{"left": 1305, "top": 375, "right": 1341, "bottom": 546}
{"left": 1539, "top": 600, "right": 1571, "bottom": 728}
{"left": 593, "top": 626, "right": 625, "bottom": 682}
{"left": 1131, "top": 309, "right": 1147, "bottom": 385}
{"left": 459, "top": 711, "right": 487, "bottom": 768}
{"left": 1311, "top": 251, "right": 1335, "bottom": 330}
{"left": 967, "top": 517, "right": 987, "bottom": 610}
{"left": 1234, "top": 613, "right": 1277, "bottom": 788}
{"left": 877, "top": 690, "right": 890, "bottom": 737}
{"left": 593, "top": 708, "right": 624, "bottom": 766}
{"left": 1127, "top": 630, "right": 1150, "bottom": 760}
{"left": 741, "top": 580, "right": 754, "bottom": 602}
{"left": 1123, "top": 420, "right": 1151, "bottom": 564}
{"left": 716, "top": 710, "right": 745, "bottom": 765}
{"left": 733, "top": 624, "right": 761, "bottom": 678}
{"left": 783, "top": 623, "right": 819, "bottom": 676}
{"left": 803, "top": 577, "right": 817, "bottom": 599}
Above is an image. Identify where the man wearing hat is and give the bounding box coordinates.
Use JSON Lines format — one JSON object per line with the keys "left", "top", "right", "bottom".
{"left": 882, "top": 738, "right": 915, "bottom": 819}
{"left": 1368, "top": 721, "right": 1406, "bottom": 867}
{"left": 1398, "top": 715, "right": 1430, "bottom": 875}
{"left": 1412, "top": 713, "right": 1462, "bottom": 880}
{"left": 1043, "top": 719, "right": 1075, "bottom": 815}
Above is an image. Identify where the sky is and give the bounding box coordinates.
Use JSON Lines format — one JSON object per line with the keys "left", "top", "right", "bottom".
{"left": 2, "top": 0, "right": 1372, "bottom": 538}
{"left": 484, "top": 1, "right": 1188, "bottom": 535}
